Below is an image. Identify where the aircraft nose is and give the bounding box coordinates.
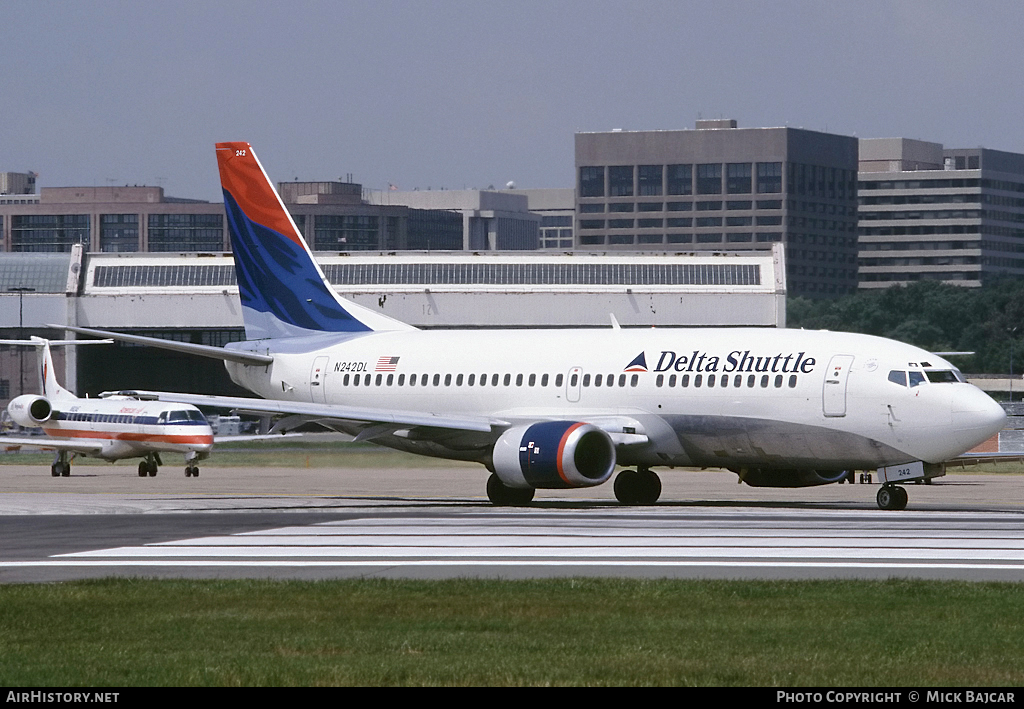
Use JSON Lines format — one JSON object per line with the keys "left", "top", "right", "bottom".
{"left": 952, "top": 387, "right": 1006, "bottom": 445}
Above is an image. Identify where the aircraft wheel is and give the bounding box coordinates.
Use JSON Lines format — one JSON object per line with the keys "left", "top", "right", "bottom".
{"left": 877, "top": 485, "right": 907, "bottom": 511}
{"left": 51, "top": 464, "right": 60, "bottom": 477}
{"left": 614, "top": 470, "right": 640, "bottom": 504}
{"left": 637, "top": 470, "right": 662, "bottom": 505}
{"left": 147, "top": 460, "right": 158, "bottom": 477}
{"left": 193, "top": 467, "right": 199, "bottom": 478}
{"left": 894, "top": 486, "right": 908, "bottom": 510}
{"left": 486, "top": 474, "right": 534, "bottom": 506}
{"left": 138, "top": 461, "right": 148, "bottom": 477}
{"left": 60, "top": 463, "right": 70, "bottom": 477}
{"left": 614, "top": 469, "right": 662, "bottom": 505}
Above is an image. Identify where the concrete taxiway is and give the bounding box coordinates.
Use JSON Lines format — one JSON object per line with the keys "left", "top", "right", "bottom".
{"left": 2, "top": 461, "right": 1024, "bottom": 583}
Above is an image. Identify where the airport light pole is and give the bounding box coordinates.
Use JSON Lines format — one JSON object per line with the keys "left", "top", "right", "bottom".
{"left": 9, "top": 287, "right": 35, "bottom": 396}
{"left": 1009, "top": 327, "right": 1019, "bottom": 404}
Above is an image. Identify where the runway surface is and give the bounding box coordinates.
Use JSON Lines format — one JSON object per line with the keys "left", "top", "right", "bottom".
{"left": 2, "top": 463, "right": 1024, "bottom": 582}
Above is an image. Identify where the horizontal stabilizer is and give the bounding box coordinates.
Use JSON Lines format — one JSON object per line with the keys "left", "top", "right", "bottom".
{"left": 51, "top": 325, "right": 274, "bottom": 366}
{"left": 0, "top": 338, "right": 112, "bottom": 347}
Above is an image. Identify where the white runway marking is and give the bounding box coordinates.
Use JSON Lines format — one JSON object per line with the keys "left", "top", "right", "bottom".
{"left": 10, "top": 507, "right": 1023, "bottom": 575}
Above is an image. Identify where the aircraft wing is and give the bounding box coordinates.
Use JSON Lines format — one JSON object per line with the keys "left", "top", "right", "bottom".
{"left": 0, "top": 436, "right": 105, "bottom": 455}
{"left": 123, "top": 391, "right": 501, "bottom": 435}
{"left": 946, "top": 452, "right": 1024, "bottom": 468}
{"left": 213, "top": 433, "right": 303, "bottom": 443}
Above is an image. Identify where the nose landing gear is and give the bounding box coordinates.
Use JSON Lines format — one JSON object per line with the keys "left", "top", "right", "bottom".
{"left": 876, "top": 484, "right": 908, "bottom": 511}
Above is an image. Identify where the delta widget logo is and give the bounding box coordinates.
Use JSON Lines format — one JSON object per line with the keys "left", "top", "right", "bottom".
{"left": 624, "top": 352, "right": 648, "bottom": 372}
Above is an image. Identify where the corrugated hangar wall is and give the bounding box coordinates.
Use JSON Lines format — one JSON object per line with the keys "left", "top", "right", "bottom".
{"left": 2, "top": 248, "right": 786, "bottom": 401}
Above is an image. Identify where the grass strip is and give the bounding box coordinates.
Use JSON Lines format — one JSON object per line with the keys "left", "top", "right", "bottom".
{"left": 1, "top": 577, "right": 1023, "bottom": 686}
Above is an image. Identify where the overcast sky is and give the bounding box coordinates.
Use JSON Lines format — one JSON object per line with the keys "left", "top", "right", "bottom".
{"left": 3, "top": 1, "right": 1022, "bottom": 201}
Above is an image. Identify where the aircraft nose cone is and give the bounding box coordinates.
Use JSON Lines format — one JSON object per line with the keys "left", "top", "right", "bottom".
{"left": 952, "top": 387, "right": 1006, "bottom": 448}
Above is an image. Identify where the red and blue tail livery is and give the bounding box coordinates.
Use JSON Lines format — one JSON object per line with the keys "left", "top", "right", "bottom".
{"left": 217, "top": 142, "right": 379, "bottom": 339}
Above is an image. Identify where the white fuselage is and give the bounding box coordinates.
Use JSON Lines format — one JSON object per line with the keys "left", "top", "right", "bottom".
{"left": 223, "top": 327, "right": 1006, "bottom": 472}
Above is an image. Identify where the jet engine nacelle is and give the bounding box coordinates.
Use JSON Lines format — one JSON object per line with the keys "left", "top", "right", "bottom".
{"left": 737, "top": 467, "right": 850, "bottom": 488}
{"left": 491, "top": 421, "right": 616, "bottom": 489}
{"left": 7, "top": 395, "right": 54, "bottom": 427}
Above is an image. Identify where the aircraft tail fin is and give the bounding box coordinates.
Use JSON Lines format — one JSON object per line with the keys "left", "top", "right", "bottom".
{"left": 215, "top": 142, "right": 414, "bottom": 340}
{"left": 0, "top": 337, "right": 112, "bottom": 400}
{"left": 35, "top": 338, "right": 73, "bottom": 401}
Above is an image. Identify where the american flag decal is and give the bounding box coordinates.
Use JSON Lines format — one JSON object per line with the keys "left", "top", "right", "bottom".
{"left": 375, "top": 356, "right": 400, "bottom": 371}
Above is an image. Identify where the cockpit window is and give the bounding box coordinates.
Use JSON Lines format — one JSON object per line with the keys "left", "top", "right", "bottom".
{"left": 908, "top": 371, "right": 926, "bottom": 387}
{"left": 888, "top": 370, "right": 907, "bottom": 387}
{"left": 926, "top": 370, "right": 959, "bottom": 384}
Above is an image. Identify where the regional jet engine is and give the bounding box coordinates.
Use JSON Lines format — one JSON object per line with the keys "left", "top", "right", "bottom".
{"left": 7, "top": 395, "right": 54, "bottom": 427}
{"left": 491, "top": 421, "right": 616, "bottom": 489}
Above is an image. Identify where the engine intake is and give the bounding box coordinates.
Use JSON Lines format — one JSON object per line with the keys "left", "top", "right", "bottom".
{"left": 491, "top": 421, "right": 616, "bottom": 489}
{"left": 7, "top": 395, "right": 54, "bottom": 427}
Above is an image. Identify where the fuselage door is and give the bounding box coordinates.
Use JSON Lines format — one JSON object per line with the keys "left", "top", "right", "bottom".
{"left": 566, "top": 367, "right": 582, "bottom": 403}
{"left": 822, "top": 354, "right": 855, "bottom": 417}
{"left": 310, "top": 356, "right": 329, "bottom": 403}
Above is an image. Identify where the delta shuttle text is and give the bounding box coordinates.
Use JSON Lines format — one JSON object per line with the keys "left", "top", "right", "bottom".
{"left": 650, "top": 350, "right": 817, "bottom": 374}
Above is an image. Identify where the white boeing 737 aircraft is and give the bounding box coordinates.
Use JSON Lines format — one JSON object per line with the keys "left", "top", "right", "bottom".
{"left": 59, "top": 142, "right": 1007, "bottom": 509}
{"left": 2, "top": 337, "right": 213, "bottom": 477}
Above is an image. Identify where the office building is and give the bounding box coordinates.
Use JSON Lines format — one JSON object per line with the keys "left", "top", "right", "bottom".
{"left": 367, "top": 189, "right": 540, "bottom": 250}
{"left": 0, "top": 186, "right": 224, "bottom": 253}
{"left": 575, "top": 120, "right": 860, "bottom": 297}
{"left": 858, "top": 138, "right": 1024, "bottom": 288}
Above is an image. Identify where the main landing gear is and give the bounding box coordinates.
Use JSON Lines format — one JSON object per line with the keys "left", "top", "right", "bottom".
{"left": 613, "top": 468, "right": 662, "bottom": 505}
{"left": 137, "top": 453, "right": 162, "bottom": 478}
{"left": 876, "top": 484, "right": 908, "bottom": 511}
{"left": 50, "top": 451, "right": 72, "bottom": 477}
{"left": 486, "top": 474, "right": 535, "bottom": 506}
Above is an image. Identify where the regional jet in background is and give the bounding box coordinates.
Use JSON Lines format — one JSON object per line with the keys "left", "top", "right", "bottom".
{"left": 57, "top": 142, "right": 1006, "bottom": 509}
{"left": 2, "top": 337, "right": 213, "bottom": 477}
